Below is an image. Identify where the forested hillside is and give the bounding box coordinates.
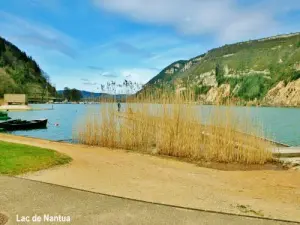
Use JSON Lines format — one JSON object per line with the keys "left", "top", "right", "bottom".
{"left": 140, "top": 32, "right": 300, "bottom": 106}
{"left": 0, "top": 36, "right": 56, "bottom": 98}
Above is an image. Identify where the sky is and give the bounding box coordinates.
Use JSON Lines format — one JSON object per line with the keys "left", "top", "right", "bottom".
{"left": 0, "top": 0, "right": 300, "bottom": 92}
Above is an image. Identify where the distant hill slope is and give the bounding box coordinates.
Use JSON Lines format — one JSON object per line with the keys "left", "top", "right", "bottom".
{"left": 57, "top": 90, "right": 128, "bottom": 101}
{"left": 0, "top": 36, "right": 56, "bottom": 98}
{"left": 78, "top": 90, "right": 106, "bottom": 98}
{"left": 140, "top": 32, "right": 300, "bottom": 106}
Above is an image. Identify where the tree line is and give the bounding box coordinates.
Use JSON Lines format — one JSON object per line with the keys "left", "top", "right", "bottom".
{"left": 62, "top": 87, "right": 82, "bottom": 102}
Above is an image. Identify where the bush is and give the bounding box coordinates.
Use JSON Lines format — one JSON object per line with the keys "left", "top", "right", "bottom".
{"left": 215, "top": 63, "right": 225, "bottom": 85}
{"left": 237, "top": 76, "right": 271, "bottom": 100}
{"left": 290, "top": 71, "right": 300, "bottom": 81}
{"left": 194, "top": 86, "right": 211, "bottom": 95}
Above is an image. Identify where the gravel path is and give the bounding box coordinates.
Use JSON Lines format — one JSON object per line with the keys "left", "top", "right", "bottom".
{"left": 0, "top": 133, "right": 300, "bottom": 222}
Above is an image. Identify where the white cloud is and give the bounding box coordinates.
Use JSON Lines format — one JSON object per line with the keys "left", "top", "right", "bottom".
{"left": 221, "top": 13, "right": 278, "bottom": 43}
{"left": 144, "top": 43, "right": 205, "bottom": 70}
{"left": 92, "top": 0, "right": 293, "bottom": 42}
{"left": 50, "top": 66, "right": 156, "bottom": 92}
{"left": 0, "top": 11, "right": 77, "bottom": 57}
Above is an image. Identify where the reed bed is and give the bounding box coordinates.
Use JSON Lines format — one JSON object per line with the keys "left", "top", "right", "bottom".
{"left": 75, "top": 94, "right": 273, "bottom": 165}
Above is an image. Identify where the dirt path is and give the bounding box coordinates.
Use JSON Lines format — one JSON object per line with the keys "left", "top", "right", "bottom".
{"left": 0, "top": 134, "right": 300, "bottom": 222}
{"left": 2, "top": 176, "right": 298, "bottom": 225}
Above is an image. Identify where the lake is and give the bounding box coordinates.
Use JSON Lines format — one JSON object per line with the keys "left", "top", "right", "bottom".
{"left": 5, "top": 104, "right": 300, "bottom": 146}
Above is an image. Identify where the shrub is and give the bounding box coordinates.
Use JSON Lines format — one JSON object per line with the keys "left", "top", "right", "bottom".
{"left": 194, "top": 86, "right": 211, "bottom": 96}
{"left": 237, "top": 76, "right": 271, "bottom": 100}
{"left": 290, "top": 71, "right": 300, "bottom": 81}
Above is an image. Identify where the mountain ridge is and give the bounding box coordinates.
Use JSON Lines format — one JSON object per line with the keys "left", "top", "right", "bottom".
{"left": 140, "top": 32, "right": 300, "bottom": 106}
{"left": 57, "top": 90, "right": 128, "bottom": 101}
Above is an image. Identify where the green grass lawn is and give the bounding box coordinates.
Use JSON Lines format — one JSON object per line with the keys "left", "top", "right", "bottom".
{"left": 0, "top": 141, "right": 71, "bottom": 175}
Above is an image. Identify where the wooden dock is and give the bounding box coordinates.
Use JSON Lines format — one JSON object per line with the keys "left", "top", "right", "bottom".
{"left": 272, "top": 147, "right": 300, "bottom": 157}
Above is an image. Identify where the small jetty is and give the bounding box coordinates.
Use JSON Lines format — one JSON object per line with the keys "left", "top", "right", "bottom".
{"left": 272, "top": 147, "right": 300, "bottom": 170}
{"left": 272, "top": 147, "right": 300, "bottom": 157}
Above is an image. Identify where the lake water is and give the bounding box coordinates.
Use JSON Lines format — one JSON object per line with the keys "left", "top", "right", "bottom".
{"left": 4, "top": 104, "right": 300, "bottom": 146}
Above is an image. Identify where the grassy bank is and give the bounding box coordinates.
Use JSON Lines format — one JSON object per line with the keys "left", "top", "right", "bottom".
{"left": 0, "top": 141, "right": 71, "bottom": 175}
{"left": 75, "top": 94, "right": 273, "bottom": 165}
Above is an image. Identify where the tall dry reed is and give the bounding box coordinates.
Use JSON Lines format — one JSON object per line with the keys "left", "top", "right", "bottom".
{"left": 75, "top": 93, "right": 273, "bottom": 164}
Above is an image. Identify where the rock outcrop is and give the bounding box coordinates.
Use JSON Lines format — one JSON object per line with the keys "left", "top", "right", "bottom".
{"left": 264, "top": 79, "right": 300, "bottom": 106}
{"left": 205, "top": 84, "right": 231, "bottom": 104}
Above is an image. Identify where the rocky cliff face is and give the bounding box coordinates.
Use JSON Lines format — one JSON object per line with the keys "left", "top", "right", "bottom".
{"left": 264, "top": 80, "right": 300, "bottom": 106}
{"left": 195, "top": 79, "right": 300, "bottom": 106}
{"left": 204, "top": 84, "right": 231, "bottom": 104}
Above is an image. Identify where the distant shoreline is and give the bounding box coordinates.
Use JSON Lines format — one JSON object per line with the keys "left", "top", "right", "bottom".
{"left": 0, "top": 105, "right": 32, "bottom": 111}
{"left": 0, "top": 105, "right": 53, "bottom": 111}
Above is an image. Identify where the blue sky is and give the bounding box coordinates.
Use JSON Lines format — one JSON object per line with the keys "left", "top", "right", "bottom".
{"left": 0, "top": 0, "right": 300, "bottom": 92}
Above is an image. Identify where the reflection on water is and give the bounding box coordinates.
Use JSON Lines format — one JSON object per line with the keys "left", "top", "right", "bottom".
{"left": 5, "top": 104, "right": 300, "bottom": 146}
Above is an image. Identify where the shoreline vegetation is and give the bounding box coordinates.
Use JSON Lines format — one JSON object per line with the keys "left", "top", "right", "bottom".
{"left": 0, "top": 141, "right": 71, "bottom": 175}
{"left": 75, "top": 91, "right": 276, "bottom": 166}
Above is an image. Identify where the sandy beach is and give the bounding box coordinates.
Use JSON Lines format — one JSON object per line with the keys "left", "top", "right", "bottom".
{"left": 0, "top": 105, "right": 32, "bottom": 111}
{"left": 0, "top": 133, "right": 299, "bottom": 222}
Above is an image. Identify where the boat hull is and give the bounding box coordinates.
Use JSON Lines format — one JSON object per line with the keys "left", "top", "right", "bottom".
{"left": 0, "top": 116, "right": 11, "bottom": 121}
{"left": 0, "top": 112, "right": 10, "bottom": 121}
{"left": 0, "top": 119, "right": 48, "bottom": 131}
